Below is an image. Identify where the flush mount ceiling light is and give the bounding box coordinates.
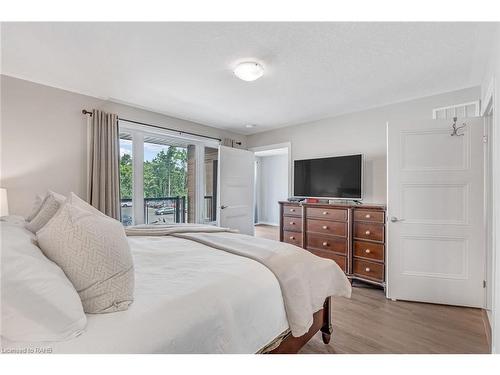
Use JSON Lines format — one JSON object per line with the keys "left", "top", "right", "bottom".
{"left": 234, "top": 61, "right": 264, "bottom": 82}
{"left": 245, "top": 124, "right": 256, "bottom": 128}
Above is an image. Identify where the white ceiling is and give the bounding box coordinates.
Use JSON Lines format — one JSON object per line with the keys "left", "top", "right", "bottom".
{"left": 1, "top": 22, "right": 496, "bottom": 135}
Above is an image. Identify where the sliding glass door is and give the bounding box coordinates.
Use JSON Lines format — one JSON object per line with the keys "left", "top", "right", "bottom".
{"left": 118, "top": 121, "right": 219, "bottom": 226}
{"left": 143, "top": 136, "right": 188, "bottom": 224}
{"left": 203, "top": 147, "right": 218, "bottom": 224}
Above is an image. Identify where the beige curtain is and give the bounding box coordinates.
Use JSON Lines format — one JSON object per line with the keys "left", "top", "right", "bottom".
{"left": 87, "top": 109, "right": 120, "bottom": 219}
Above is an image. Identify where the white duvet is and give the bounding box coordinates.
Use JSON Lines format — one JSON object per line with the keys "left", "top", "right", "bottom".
{"left": 2, "top": 235, "right": 289, "bottom": 353}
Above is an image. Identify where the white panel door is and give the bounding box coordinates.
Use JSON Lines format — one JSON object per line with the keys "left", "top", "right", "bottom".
{"left": 218, "top": 146, "right": 255, "bottom": 235}
{"left": 387, "top": 118, "right": 485, "bottom": 307}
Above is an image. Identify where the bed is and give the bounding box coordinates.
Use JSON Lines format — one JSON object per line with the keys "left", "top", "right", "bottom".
{"left": 1, "top": 220, "right": 350, "bottom": 354}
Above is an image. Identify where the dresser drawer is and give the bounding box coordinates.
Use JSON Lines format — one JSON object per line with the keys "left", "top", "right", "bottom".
{"left": 354, "top": 222, "right": 384, "bottom": 242}
{"left": 306, "top": 207, "right": 347, "bottom": 221}
{"left": 283, "top": 231, "right": 303, "bottom": 247}
{"left": 307, "top": 219, "right": 347, "bottom": 237}
{"left": 283, "top": 204, "right": 301, "bottom": 217}
{"left": 353, "top": 240, "right": 384, "bottom": 262}
{"left": 309, "top": 249, "right": 346, "bottom": 272}
{"left": 353, "top": 209, "right": 385, "bottom": 223}
{"left": 307, "top": 234, "right": 347, "bottom": 254}
{"left": 283, "top": 217, "right": 302, "bottom": 232}
{"left": 353, "top": 259, "right": 384, "bottom": 282}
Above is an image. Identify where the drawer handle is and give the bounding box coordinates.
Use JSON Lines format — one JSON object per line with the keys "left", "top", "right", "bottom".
{"left": 290, "top": 236, "right": 295, "bottom": 240}
{"left": 365, "top": 249, "right": 371, "bottom": 254}
{"left": 290, "top": 208, "right": 295, "bottom": 212}
{"left": 365, "top": 267, "right": 371, "bottom": 272}
{"left": 365, "top": 230, "right": 371, "bottom": 235}
{"left": 322, "top": 225, "right": 328, "bottom": 230}
{"left": 290, "top": 221, "right": 295, "bottom": 225}
{"left": 365, "top": 214, "right": 371, "bottom": 219}
{"left": 322, "top": 241, "right": 328, "bottom": 246}
{"left": 322, "top": 211, "right": 328, "bottom": 215}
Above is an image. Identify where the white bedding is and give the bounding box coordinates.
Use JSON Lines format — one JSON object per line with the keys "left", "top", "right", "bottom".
{"left": 1, "top": 235, "right": 289, "bottom": 354}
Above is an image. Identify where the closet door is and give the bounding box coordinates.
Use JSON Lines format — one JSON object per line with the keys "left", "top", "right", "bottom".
{"left": 387, "top": 117, "right": 485, "bottom": 307}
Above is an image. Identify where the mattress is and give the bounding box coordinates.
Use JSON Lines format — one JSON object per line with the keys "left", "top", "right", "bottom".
{"left": 2, "top": 235, "right": 289, "bottom": 353}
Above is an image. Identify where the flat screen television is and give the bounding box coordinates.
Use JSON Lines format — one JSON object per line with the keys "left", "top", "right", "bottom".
{"left": 293, "top": 154, "right": 362, "bottom": 199}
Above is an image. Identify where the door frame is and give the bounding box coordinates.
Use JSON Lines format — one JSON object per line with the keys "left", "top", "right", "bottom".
{"left": 249, "top": 142, "right": 292, "bottom": 226}
{"left": 249, "top": 142, "right": 292, "bottom": 197}
{"left": 482, "top": 77, "right": 497, "bottom": 353}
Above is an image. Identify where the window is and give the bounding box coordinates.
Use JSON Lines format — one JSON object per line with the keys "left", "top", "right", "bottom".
{"left": 118, "top": 121, "right": 219, "bottom": 226}
{"left": 143, "top": 137, "right": 188, "bottom": 224}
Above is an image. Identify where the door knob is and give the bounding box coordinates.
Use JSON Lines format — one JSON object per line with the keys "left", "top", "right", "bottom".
{"left": 220, "top": 205, "right": 228, "bottom": 210}
{"left": 390, "top": 216, "right": 405, "bottom": 223}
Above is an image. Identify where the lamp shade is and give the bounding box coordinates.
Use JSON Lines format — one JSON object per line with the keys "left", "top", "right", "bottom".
{"left": 0, "top": 188, "right": 9, "bottom": 216}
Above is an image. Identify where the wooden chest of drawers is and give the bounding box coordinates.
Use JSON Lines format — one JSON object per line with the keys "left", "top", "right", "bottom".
{"left": 279, "top": 201, "right": 386, "bottom": 288}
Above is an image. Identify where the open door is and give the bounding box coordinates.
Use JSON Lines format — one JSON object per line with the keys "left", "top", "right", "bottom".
{"left": 217, "top": 146, "right": 255, "bottom": 235}
{"left": 387, "top": 117, "right": 485, "bottom": 307}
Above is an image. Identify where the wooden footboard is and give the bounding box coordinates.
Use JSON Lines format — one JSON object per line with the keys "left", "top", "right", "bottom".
{"left": 267, "top": 297, "right": 332, "bottom": 354}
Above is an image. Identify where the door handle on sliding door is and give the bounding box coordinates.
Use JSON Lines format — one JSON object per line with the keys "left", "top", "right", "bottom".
{"left": 220, "top": 205, "right": 228, "bottom": 210}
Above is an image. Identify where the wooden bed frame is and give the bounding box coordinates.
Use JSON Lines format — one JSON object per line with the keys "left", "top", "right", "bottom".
{"left": 267, "top": 297, "right": 332, "bottom": 354}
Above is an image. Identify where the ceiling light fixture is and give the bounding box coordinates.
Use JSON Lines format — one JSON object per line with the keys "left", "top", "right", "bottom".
{"left": 245, "top": 124, "right": 257, "bottom": 128}
{"left": 234, "top": 61, "right": 264, "bottom": 82}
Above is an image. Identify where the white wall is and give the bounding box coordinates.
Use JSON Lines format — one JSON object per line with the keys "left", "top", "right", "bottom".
{"left": 256, "top": 154, "right": 288, "bottom": 225}
{"left": 247, "top": 87, "right": 481, "bottom": 204}
{"left": 481, "top": 25, "right": 500, "bottom": 354}
{"left": 0, "top": 75, "right": 246, "bottom": 216}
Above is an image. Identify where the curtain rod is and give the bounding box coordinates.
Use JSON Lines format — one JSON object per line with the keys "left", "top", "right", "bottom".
{"left": 82, "top": 109, "right": 223, "bottom": 142}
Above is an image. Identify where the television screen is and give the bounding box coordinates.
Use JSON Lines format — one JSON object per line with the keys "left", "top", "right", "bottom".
{"left": 293, "top": 154, "right": 362, "bottom": 199}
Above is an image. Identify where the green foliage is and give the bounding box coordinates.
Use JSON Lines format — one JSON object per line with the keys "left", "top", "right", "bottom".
{"left": 120, "top": 153, "right": 133, "bottom": 199}
{"left": 119, "top": 146, "right": 188, "bottom": 200}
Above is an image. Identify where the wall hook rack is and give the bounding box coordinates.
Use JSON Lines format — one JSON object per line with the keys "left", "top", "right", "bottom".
{"left": 451, "top": 117, "right": 466, "bottom": 136}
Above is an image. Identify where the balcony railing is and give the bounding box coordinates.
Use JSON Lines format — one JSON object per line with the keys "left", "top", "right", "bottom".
{"left": 120, "top": 196, "right": 186, "bottom": 225}
{"left": 120, "top": 195, "right": 216, "bottom": 225}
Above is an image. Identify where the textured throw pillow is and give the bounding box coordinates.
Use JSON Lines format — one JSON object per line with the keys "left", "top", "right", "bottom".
{"left": 25, "top": 191, "right": 66, "bottom": 233}
{"left": 67, "top": 192, "right": 107, "bottom": 218}
{"left": 26, "top": 194, "right": 45, "bottom": 222}
{"left": 1, "top": 221, "right": 87, "bottom": 342}
{"left": 36, "top": 201, "right": 134, "bottom": 313}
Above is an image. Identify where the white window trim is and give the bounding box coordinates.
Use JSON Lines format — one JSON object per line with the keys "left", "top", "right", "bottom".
{"left": 118, "top": 120, "right": 219, "bottom": 225}
{"left": 131, "top": 131, "right": 144, "bottom": 225}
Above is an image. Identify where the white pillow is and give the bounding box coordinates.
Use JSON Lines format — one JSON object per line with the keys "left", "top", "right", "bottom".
{"left": 25, "top": 191, "right": 65, "bottom": 233}
{"left": 26, "top": 194, "right": 45, "bottom": 222}
{"left": 67, "top": 192, "right": 107, "bottom": 218}
{"left": 0, "top": 221, "right": 87, "bottom": 342}
{"left": 36, "top": 199, "right": 134, "bottom": 313}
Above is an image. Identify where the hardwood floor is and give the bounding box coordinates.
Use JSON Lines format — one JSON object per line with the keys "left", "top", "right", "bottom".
{"left": 254, "top": 225, "right": 490, "bottom": 354}
{"left": 254, "top": 224, "right": 280, "bottom": 241}
{"left": 301, "top": 285, "right": 489, "bottom": 354}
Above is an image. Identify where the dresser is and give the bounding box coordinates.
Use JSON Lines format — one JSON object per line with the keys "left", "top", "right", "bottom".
{"left": 279, "top": 201, "right": 386, "bottom": 288}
